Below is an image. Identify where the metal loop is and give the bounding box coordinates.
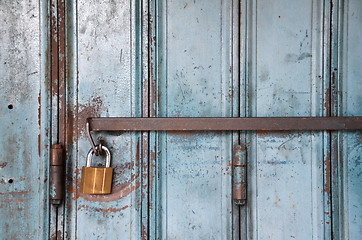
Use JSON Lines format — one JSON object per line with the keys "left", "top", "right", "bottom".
{"left": 98, "top": 142, "right": 103, "bottom": 155}
{"left": 86, "top": 120, "right": 99, "bottom": 156}
{"left": 86, "top": 146, "right": 111, "bottom": 168}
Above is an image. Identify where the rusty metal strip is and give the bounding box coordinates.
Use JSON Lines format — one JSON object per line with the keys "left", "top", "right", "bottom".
{"left": 58, "top": 0, "right": 66, "bottom": 145}
{"left": 88, "top": 117, "right": 362, "bottom": 131}
{"left": 50, "top": 0, "right": 66, "bottom": 239}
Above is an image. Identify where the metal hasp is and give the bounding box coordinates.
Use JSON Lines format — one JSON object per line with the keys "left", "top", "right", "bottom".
{"left": 49, "top": 144, "right": 65, "bottom": 205}
{"left": 87, "top": 117, "right": 362, "bottom": 207}
{"left": 233, "top": 145, "right": 247, "bottom": 206}
{"left": 88, "top": 117, "right": 362, "bottom": 131}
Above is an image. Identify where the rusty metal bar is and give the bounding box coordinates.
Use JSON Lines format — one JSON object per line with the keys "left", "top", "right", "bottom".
{"left": 88, "top": 117, "right": 362, "bottom": 131}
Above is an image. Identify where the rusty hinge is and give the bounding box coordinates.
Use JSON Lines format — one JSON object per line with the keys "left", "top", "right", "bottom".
{"left": 50, "top": 144, "right": 65, "bottom": 205}
{"left": 233, "top": 145, "right": 247, "bottom": 206}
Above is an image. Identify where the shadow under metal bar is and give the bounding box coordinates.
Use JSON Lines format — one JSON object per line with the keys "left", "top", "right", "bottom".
{"left": 88, "top": 117, "right": 362, "bottom": 131}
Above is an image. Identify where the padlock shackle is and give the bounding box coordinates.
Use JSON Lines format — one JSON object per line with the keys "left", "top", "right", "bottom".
{"left": 86, "top": 146, "right": 111, "bottom": 168}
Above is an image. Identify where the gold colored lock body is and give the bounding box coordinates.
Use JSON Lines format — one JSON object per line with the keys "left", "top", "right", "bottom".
{"left": 80, "top": 166, "right": 113, "bottom": 194}
{"left": 80, "top": 146, "right": 113, "bottom": 194}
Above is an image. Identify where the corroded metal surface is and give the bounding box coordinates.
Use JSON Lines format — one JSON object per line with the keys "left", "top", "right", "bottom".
{"left": 1, "top": 0, "right": 361, "bottom": 239}
{"left": 65, "top": 0, "right": 146, "bottom": 239}
{"left": 338, "top": 0, "right": 362, "bottom": 238}
{"left": 88, "top": 117, "right": 362, "bottom": 131}
{"left": 50, "top": 144, "right": 65, "bottom": 204}
{"left": 233, "top": 145, "right": 247, "bottom": 205}
{"left": 149, "top": 0, "right": 235, "bottom": 238}
{"left": 0, "top": 0, "right": 50, "bottom": 238}
{"left": 244, "top": 0, "right": 331, "bottom": 239}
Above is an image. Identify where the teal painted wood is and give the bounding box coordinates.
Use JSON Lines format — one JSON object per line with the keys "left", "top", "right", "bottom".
{"left": 339, "top": 0, "right": 362, "bottom": 238}
{"left": 244, "top": 0, "right": 329, "bottom": 239}
{"left": 150, "top": 0, "right": 235, "bottom": 239}
{"left": 0, "top": 0, "right": 50, "bottom": 239}
{"left": 63, "top": 0, "right": 145, "bottom": 239}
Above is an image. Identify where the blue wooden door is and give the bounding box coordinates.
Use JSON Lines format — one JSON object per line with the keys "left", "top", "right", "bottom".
{"left": 0, "top": 0, "right": 361, "bottom": 239}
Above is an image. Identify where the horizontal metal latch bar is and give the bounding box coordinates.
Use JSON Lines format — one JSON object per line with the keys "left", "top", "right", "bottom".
{"left": 88, "top": 117, "right": 362, "bottom": 131}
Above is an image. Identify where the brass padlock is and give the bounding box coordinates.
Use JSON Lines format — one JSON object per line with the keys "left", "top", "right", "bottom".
{"left": 80, "top": 146, "right": 113, "bottom": 194}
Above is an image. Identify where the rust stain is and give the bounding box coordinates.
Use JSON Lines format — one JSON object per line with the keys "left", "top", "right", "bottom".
{"left": 79, "top": 180, "right": 136, "bottom": 202}
{"left": 257, "top": 130, "right": 270, "bottom": 137}
{"left": 94, "top": 205, "right": 129, "bottom": 213}
{"left": 78, "top": 204, "right": 129, "bottom": 213}
{"left": 150, "top": 77, "right": 156, "bottom": 116}
{"left": 58, "top": 0, "right": 66, "bottom": 145}
{"left": 38, "top": 92, "right": 41, "bottom": 158}
{"left": 142, "top": 223, "right": 148, "bottom": 239}
{"left": 4, "top": 198, "right": 24, "bottom": 203}
{"left": 324, "top": 152, "right": 331, "bottom": 196}
{"left": 57, "top": 230, "right": 62, "bottom": 240}
{"left": 141, "top": 134, "right": 149, "bottom": 200}
{"left": 184, "top": 3, "right": 188, "bottom": 8}
{"left": 66, "top": 183, "right": 77, "bottom": 201}
{"left": 168, "top": 130, "right": 204, "bottom": 137}
{"left": 0, "top": 162, "right": 8, "bottom": 168}
{"left": 77, "top": 96, "right": 105, "bottom": 135}
{"left": 38, "top": 134, "right": 41, "bottom": 157}
{"left": 38, "top": 92, "right": 41, "bottom": 129}
{"left": 135, "top": 138, "right": 140, "bottom": 169}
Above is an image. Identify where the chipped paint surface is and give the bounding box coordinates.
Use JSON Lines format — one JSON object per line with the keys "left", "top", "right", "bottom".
{"left": 1, "top": 0, "right": 361, "bottom": 239}
{"left": 244, "top": 0, "right": 328, "bottom": 239}
{"left": 150, "top": 0, "right": 234, "bottom": 238}
{"left": 64, "top": 0, "right": 144, "bottom": 239}
{"left": 0, "top": 0, "right": 50, "bottom": 239}
{"left": 339, "top": 0, "right": 362, "bottom": 238}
